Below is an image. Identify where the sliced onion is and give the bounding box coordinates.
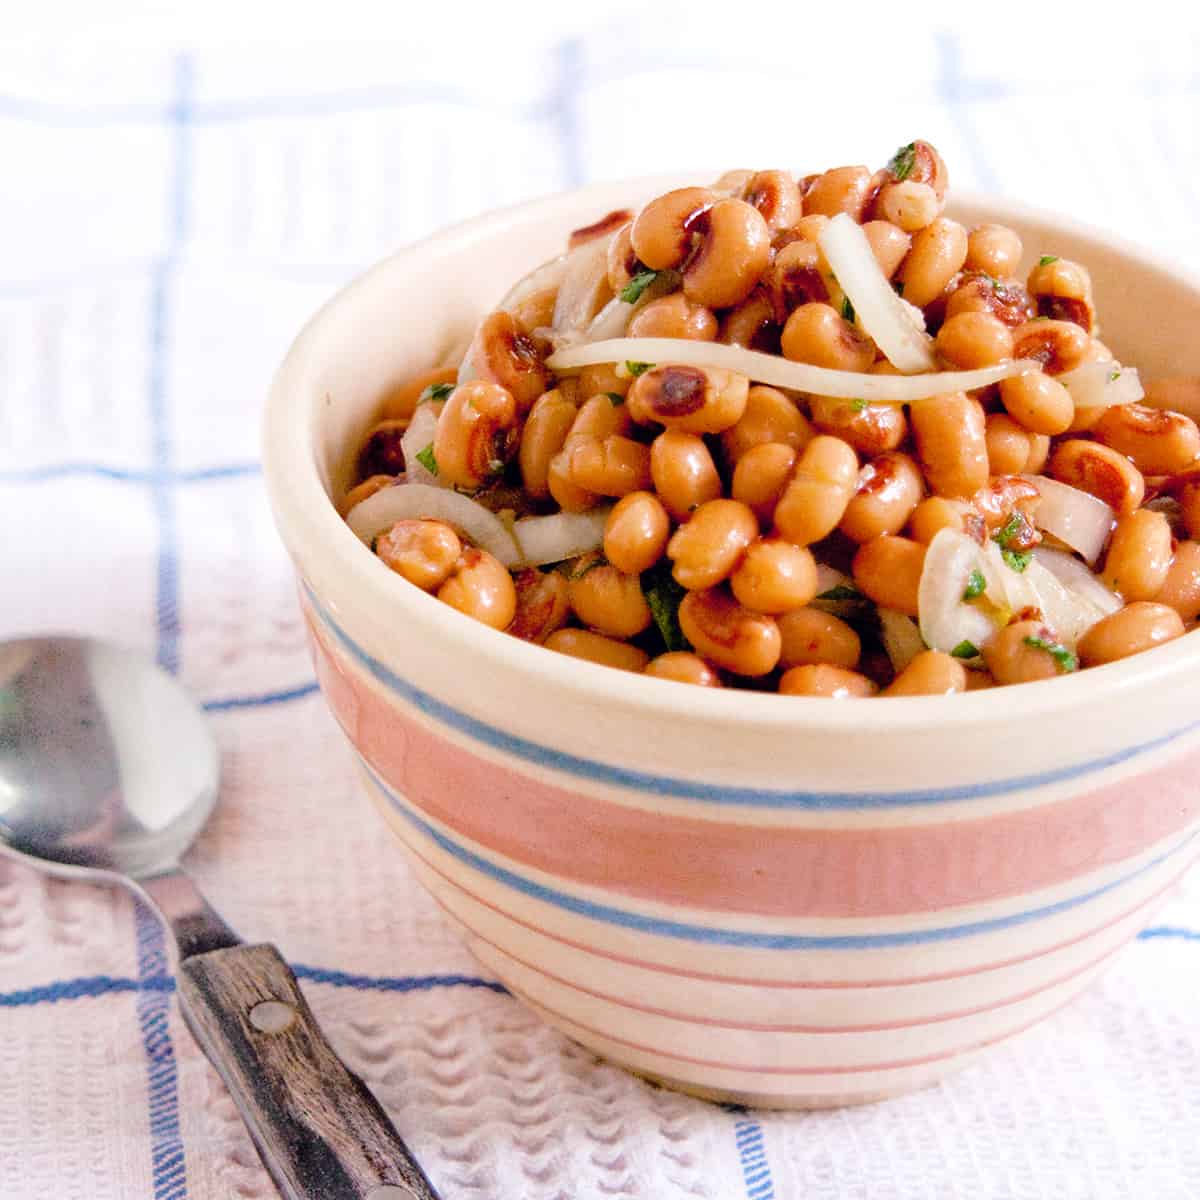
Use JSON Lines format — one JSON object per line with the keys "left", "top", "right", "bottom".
{"left": 511, "top": 508, "right": 612, "bottom": 567}
{"left": 546, "top": 338, "right": 1039, "bottom": 404}
{"left": 552, "top": 235, "right": 613, "bottom": 336}
{"left": 918, "top": 529, "right": 1003, "bottom": 655}
{"left": 878, "top": 608, "right": 926, "bottom": 673}
{"left": 585, "top": 295, "right": 634, "bottom": 342}
{"left": 1058, "top": 361, "right": 1143, "bottom": 409}
{"left": 1032, "top": 547, "right": 1122, "bottom": 617}
{"left": 818, "top": 213, "right": 936, "bottom": 373}
{"left": 980, "top": 541, "right": 1110, "bottom": 649}
{"left": 980, "top": 540, "right": 1040, "bottom": 614}
{"left": 399, "top": 404, "right": 443, "bottom": 489}
{"left": 347, "top": 483, "right": 521, "bottom": 567}
{"left": 497, "top": 252, "right": 568, "bottom": 313}
{"left": 1019, "top": 474, "right": 1114, "bottom": 565}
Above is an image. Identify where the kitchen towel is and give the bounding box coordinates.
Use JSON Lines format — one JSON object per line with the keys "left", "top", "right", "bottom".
{"left": 2, "top": 8, "right": 1199, "bottom": 1197}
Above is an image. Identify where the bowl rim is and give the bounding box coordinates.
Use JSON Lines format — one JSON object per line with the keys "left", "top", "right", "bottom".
{"left": 264, "top": 174, "right": 1200, "bottom": 734}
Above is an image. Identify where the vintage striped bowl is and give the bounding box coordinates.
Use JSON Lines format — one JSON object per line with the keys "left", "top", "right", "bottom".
{"left": 263, "top": 177, "right": 1200, "bottom": 1108}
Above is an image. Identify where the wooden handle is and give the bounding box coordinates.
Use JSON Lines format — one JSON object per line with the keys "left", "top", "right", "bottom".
{"left": 178, "top": 943, "right": 440, "bottom": 1200}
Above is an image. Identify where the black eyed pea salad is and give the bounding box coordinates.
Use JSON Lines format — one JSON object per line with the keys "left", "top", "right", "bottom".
{"left": 343, "top": 140, "right": 1200, "bottom": 698}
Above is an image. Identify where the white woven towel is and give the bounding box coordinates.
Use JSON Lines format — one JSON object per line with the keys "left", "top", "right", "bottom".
{"left": 2, "top": 10, "right": 1199, "bottom": 1197}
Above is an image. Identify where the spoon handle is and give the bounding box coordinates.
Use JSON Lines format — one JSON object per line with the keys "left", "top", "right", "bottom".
{"left": 177, "top": 942, "right": 440, "bottom": 1200}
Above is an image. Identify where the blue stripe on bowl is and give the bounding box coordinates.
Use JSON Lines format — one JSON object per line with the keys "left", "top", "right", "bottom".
{"left": 305, "top": 584, "right": 1199, "bottom": 811}
{"left": 364, "top": 760, "right": 1199, "bottom": 950}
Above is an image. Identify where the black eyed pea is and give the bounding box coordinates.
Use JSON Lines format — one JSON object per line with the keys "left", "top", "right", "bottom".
{"left": 627, "top": 365, "right": 750, "bottom": 435}
{"left": 1078, "top": 603, "right": 1185, "bottom": 666}
{"left": 644, "top": 652, "right": 724, "bottom": 687}
{"left": 667, "top": 499, "right": 759, "bottom": 590}
{"left": 567, "top": 556, "right": 653, "bottom": 639}
{"left": 437, "top": 547, "right": 518, "bottom": 630}
{"left": 434, "top": 381, "right": 519, "bottom": 490}
{"left": 774, "top": 435, "right": 859, "bottom": 547}
{"left": 375, "top": 519, "right": 462, "bottom": 591}
{"left": 678, "top": 588, "right": 782, "bottom": 677}
{"left": 1101, "top": 509, "right": 1174, "bottom": 601}
{"left": 882, "top": 651, "right": 968, "bottom": 696}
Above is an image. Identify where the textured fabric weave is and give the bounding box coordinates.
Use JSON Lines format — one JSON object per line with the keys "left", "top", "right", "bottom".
{"left": 2, "top": 10, "right": 1199, "bottom": 1197}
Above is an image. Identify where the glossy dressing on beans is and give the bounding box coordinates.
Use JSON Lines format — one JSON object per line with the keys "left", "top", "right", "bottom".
{"left": 344, "top": 140, "right": 1196, "bottom": 697}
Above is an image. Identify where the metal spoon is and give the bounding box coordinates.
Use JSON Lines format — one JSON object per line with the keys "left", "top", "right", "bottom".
{"left": 0, "top": 636, "right": 440, "bottom": 1200}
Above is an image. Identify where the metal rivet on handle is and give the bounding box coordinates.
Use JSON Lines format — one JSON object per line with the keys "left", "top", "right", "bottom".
{"left": 248, "top": 999, "right": 297, "bottom": 1034}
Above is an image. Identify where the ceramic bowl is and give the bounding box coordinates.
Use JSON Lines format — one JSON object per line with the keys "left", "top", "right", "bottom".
{"left": 263, "top": 177, "right": 1200, "bottom": 1108}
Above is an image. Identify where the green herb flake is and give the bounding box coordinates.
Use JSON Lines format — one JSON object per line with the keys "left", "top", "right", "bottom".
{"left": 1023, "top": 632, "right": 1078, "bottom": 674}
{"left": 418, "top": 381, "right": 455, "bottom": 405}
{"left": 1038, "top": 255, "right": 1059, "bottom": 267}
{"left": 951, "top": 640, "right": 979, "bottom": 659}
{"left": 620, "top": 270, "right": 659, "bottom": 305}
{"left": 641, "top": 560, "right": 690, "bottom": 652}
{"left": 841, "top": 296, "right": 856, "bottom": 324}
{"left": 487, "top": 457, "right": 506, "bottom": 476}
{"left": 1108, "top": 368, "right": 1122, "bottom": 383}
{"left": 1001, "top": 548, "right": 1031, "bottom": 573}
{"left": 625, "top": 361, "right": 653, "bottom": 377}
{"left": 415, "top": 444, "right": 439, "bottom": 476}
{"left": 887, "top": 142, "right": 917, "bottom": 181}
{"left": 817, "top": 583, "right": 862, "bottom": 602}
{"left": 849, "top": 398, "right": 869, "bottom": 413}
{"left": 962, "top": 569, "right": 986, "bottom": 600}
{"left": 994, "top": 512, "right": 1024, "bottom": 548}
{"left": 606, "top": 392, "right": 625, "bottom": 406}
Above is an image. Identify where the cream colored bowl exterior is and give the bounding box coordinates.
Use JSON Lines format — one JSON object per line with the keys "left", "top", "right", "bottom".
{"left": 264, "top": 178, "right": 1200, "bottom": 1107}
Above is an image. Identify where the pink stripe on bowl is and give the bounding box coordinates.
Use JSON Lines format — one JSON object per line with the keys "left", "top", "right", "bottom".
{"left": 308, "top": 613, "right": 1200, "bottom": 919}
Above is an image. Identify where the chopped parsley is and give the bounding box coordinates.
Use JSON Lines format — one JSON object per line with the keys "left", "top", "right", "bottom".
{"left": 620, "top": 270, "right": 659, "bottom": 304}
{"left": 849, "top": 398, "right": 869, "bottom": 413}
{"left": 418, "top": 381, "right": 454, "bottom": 405}
{"left": 963, "top": 569, "right": 986, "bottom": 600}
{"left": 1038, "top": 255, "right": 1059, "bottom": 267}
{"left": 994, "top": 512, "right": 1033, "bottom": 572}
{"left": 995, "top": 512, "right": 1024, "bottom": 547}
{"left": 625, "top": 361, "right": 653, "bottom": 377}
{"left": 816, "top": 583, "right": 862, "bottom": 602}
{"left": 415, "top": 444, "right": 439, "bottom": 475}
{"left": 887, "top": 142, "right": 917, "bottom": 181}
{"left": 641, "top": 560, "right": 689, "bottom": 652}
{"left": 951, "top": 640, "right": 979, "bottom": 659}
{"left": 1108, "top": 368, "right": 1122, "bottom": 382}
{"left": 606, "top": 392, "right": 625, "bottom": 405}
{"left": 841, "top": 296, "right": 856, "bottom": 323}
{"left": 1023, "top": 633, "right": 1078, "bottom": 673}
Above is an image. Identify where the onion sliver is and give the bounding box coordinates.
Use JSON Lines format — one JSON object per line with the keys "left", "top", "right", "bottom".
{"left": 497, "top": 252, "right": 568, "bottom": 313}
{"left": 1032, "top": 547, "right": 1122, "bottom": 617}
{"left": 1058, "top": 361, "right": 1143, "bottom": 409}
{"left": 1020, "top": 474, "right": 1114, "bottom": 565}
{"left": 552, "top": 235, "right": 613, "bottom": 335}
{"left": 347, "top": 483, "right": 521, "bottom": 567}
{"left": 511, "top": 508, "right": 611, "bottom": 567}
{"left": 547, "top": 338, "right": 1038, "bottom": 404}
{"left": 878, "top": 608, "right": 926, "bottom": 673}
{"left": 399, "top": 404, "right": 443, "bottom": 489}
{"left": 818, "top": 214, "right": 936, "bottom": 373}
{"left": 918, "top": 529, "right": 1001, "bottom": 655}
{"left": 585, "top": 296, "right": 634, "bottom": 342}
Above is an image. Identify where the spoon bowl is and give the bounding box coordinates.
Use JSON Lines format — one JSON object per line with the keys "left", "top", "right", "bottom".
{"left": 0, "top": 635, "right": 440, "bottom": 1200}
{"left": 0, "top": 636, "right": 219, "bottom": 880}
